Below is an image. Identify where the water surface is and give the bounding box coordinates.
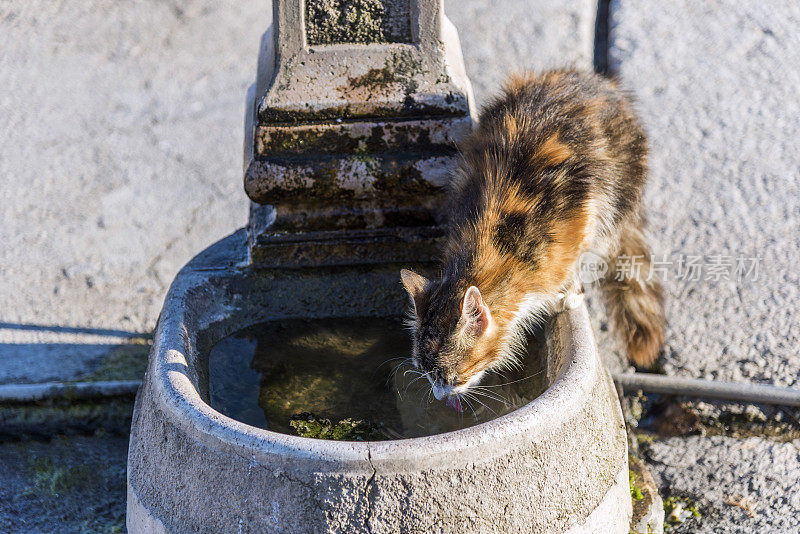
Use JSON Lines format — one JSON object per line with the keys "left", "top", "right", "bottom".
{"left": 208, "top": 317, "right": 546, "bottom": 440}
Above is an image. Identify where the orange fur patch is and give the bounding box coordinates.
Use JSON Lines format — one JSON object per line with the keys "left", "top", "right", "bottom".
{"left": 539, "top": 209, "right": 591, "bottom": 289}
{"left": 502, "top": 113, "right": 520, "bottom": 139}
{"left": 502, "top": 72, "right": 536, "bottom": 94}
{"left": 533, "top": 133, "right": 572, "bottom": 167}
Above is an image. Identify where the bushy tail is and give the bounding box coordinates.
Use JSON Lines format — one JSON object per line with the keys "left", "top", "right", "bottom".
{"left": 600, "top": 217, "right": 666, "bottom": 368}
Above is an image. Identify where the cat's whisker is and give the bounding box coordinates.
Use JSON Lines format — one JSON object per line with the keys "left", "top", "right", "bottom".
{"left": 379, "top": 355, "right": 412, "bottom": 365}
{"left": 465, "top": 388, "right": 510, "bottom": 406}
{"left": 402, "top": 373, "right": 428, "bottom": 395}
{"left": 463, "top": 392, "right": 498, "bottom": 417}
{"left": 385, "top": 359, "right": 416, "bottom": 383}
{"left": 397, "top": 368, "right": 424, "bottom": 385}
{"left": 467, "top": 385, "right": 510, "bottom": 400}
{"left": 472, "top": 370, "right": 544, "bottom": 389}
{"left": 460, "top": 395, "right": 479, "bottom": 421}
{"left": 386, "top": 356, "right": 414, "bottom": 373}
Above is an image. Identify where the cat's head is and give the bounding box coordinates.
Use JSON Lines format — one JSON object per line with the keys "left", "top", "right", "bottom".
{"left": 400, "top": 269, "right": 501, "bottom": 400}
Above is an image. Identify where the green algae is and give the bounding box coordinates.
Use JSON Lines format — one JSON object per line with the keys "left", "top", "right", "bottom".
{"left": 289, "top": 412, "right": 384, "bottom": 441}
{"left": 629, "top": 469, "right": 644, "bottom": 500}
{"left": 663, "top": 496, "right": 701, "bottom": 528}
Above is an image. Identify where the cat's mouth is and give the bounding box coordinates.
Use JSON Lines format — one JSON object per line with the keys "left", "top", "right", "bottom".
{"left": 429, "top": 372, "right": 489, "bottom": 413}
{"left": 445, "top": 395, "right": 464, "bottom": 413}
{"left": 428, "top": 370, "right": 487, "bottom": 412}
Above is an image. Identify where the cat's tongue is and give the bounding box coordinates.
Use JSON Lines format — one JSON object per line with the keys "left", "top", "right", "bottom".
{"left": 445, "top": 395, "right": 463, "bottom": 413}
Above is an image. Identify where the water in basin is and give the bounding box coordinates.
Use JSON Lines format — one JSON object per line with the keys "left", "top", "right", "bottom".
{"left": 208, "top": 317, "right": 547, "bottom": 440}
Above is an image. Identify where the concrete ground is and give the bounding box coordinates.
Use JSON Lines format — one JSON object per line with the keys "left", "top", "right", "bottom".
{"left": 607, "top": 1, "right": 800, "bottom": 530}
{"left": 0, "top": 0, "right": 263, "bottom": 384}
{"left": 0, "top": 433, "right": 129, "bottom": 533}
{"left": 645, "top": 435, "right": 800, "bottom": 533}
{"left": 609, "top": 0, "right": 800, "bottom": 387}
{"left": 1, "top": 0, "right": 798, "bottom": 531}
{"left": 446, "top": 0, "right": 596, "bottom": 106}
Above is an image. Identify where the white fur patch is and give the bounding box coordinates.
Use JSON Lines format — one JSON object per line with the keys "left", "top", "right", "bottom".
{"left": 496, "top": 292, "right": 552, "bottom": 370}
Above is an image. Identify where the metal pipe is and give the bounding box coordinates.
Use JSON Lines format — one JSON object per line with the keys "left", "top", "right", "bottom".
{"left": 0, "top": 380, "right": 141, "bottom": 403}
{"left": 613, "top": 373, "right": 800, "bottom": 407}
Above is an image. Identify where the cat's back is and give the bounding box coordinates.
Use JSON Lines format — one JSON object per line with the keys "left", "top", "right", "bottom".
{"left": 451, "top": 69, "right": 647, "bottom": 229}
{"left": 479, "top": 69, "right": 645, "bottom": 160}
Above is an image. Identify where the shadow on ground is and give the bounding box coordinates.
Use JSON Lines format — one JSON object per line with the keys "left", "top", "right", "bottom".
{"left": 0, "top": 323, "right": 151, "bottom": 385}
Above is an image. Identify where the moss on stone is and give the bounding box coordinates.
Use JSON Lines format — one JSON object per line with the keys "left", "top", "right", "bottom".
{"left": 663, "top": 496, "right": 701, "bottom": 527}
{"left": 348, "top": 65, "right": 396, "bottom": 93}
{"left": 289, "top": 412, "right": 384, "bottom": 441}
{"left": 347, "top": 50, "right": 423, "bottom": 100}
{"left": 629, "top": 469, "right": 644, "bottom": 500}
{"left": 2, "top": 399, "right": 134, "bottom": 439}
{"left": 305, "top": 0, "right": 412, "bottom": 45}
{"left": 25, "top": 457, "right": 94, "bottom": 498}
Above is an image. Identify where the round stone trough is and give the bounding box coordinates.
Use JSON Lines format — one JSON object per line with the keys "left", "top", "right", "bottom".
{"left": 127, "top": 230, "right": 631, "bottom": 533}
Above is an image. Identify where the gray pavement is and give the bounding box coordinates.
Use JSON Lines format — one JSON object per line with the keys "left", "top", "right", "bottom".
{"left": 645, "top": 435, "right": 800, "bottom": 532}
{"left": 608, "top": 0, "right": 800, "bottom": 530}
{"left": 445, "top": 0, "right": 595, "bottom": 106}
{"left": 609, "top": 0, "right": 800, "bottom": 386}
{"left": 0, "top": 1, "right": 265, "bottom": 383}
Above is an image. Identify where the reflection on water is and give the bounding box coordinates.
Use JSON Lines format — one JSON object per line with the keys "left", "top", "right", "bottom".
{"left": 208, "top": 317, "right": 546, "bottom": 440}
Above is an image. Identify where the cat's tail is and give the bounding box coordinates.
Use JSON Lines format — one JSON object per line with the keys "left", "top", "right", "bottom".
{"left": 599, "top": 217, "right": 666, "bottom": 368}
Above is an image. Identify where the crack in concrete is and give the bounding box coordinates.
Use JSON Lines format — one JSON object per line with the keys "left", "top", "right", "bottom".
{"left": 363, "top": 445, "right": 377, "bottom": 533}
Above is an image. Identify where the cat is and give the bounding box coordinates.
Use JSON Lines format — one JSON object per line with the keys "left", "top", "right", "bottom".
{"left": 400, "top": 69, "right": 665, "bottom": 402}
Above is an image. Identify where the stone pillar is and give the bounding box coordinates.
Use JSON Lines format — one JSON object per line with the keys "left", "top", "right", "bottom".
{"left": 243, "top": 0, "right": 475, "bottom": 267}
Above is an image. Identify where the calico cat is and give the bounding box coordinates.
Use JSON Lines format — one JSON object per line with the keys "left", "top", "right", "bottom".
{"left": 400, "top": 69, "right": 665, "bottom": 402}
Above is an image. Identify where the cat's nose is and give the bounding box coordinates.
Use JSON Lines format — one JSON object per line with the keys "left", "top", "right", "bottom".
{"left": 431, "top": 381, "right": 449, "bottom": 400}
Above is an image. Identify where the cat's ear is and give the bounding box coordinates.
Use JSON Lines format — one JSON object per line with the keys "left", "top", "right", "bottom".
{"left": 400, "top": 269, "right": 430, "bottom": 311}
{"left": 462, "top": 286, "right": 491, "bottom": 337}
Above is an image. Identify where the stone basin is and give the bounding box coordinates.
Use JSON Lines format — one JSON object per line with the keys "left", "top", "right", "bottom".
{"left": 127, "top": 230, "right": 631, "bottom": 533}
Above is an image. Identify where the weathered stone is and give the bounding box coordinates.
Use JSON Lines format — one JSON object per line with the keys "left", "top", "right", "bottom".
{"left": 255, "top": 116, "right": 470, "bottom": 156}
{"left": 256, "top": 1, "right": 472, "bottom": 123}
{"left": 244, "top": 0, "right": 476, "bottom": 267}
{"left": 127, "top": 231, "right": 632, "bottom": 533}
{"left": 628, "top": 454, "right": 664, "bottom": 534}
{"left": 305, "top": 0, "right": 412, "bottom": 45}
{"left": 247, "top": 207, "right": 446, "bottom": 268}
